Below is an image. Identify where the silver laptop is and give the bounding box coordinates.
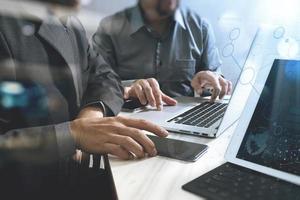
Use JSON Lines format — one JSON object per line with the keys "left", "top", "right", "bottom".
{"left": 128, "top": 30, "right": 260, "bottom": 138}
{"left": 129, "top": 96, "right": 230, "bottom": 138}
{"left": 129, "top": 87, "right": 247, "bottom": 137}
{"left": 129, "top": 72, "right": 245, "bottom": 137}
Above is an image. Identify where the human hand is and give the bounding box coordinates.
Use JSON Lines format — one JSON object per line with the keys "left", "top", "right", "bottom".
{"left": 191, "top": 71, "right": 232, "bottom": 102}
{"left": 124, "top": 78, "right": 177, "bottom": 110}
{"left": 69, "top": 116, "right": 168, "bottom": 160}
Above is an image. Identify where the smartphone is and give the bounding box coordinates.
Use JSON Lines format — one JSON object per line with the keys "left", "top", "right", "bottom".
{"left": 122, "top": 99, "right": 145, "bottom": 112}
{"left": 147, "top": 135, "right": 208, "bottom": 162}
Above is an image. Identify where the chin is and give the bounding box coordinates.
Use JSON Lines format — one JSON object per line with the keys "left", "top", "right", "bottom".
{"left": 158, "top": 0, "right": 179, "bottom": 16}
{"left": 158, "top": 8, "right": 176, "bottom": 17}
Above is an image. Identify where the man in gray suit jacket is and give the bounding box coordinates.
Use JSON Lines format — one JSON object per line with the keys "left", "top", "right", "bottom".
{"left": 0, "top": 0, "right": 168, "bottom": 163}
{"left": 0, "top": 1, "right": 169, "bottom": 199}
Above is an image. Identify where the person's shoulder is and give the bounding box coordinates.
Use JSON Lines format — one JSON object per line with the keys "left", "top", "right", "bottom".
{"left": 99, "top": 6, "right": 135, "bottom": 33}
{"left": 102, "top": 6, "right": 130, "bottom": 23}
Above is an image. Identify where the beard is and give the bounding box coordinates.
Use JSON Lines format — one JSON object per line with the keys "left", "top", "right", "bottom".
{"left": 156, "top": 0, "right": 179, "bottom": 17}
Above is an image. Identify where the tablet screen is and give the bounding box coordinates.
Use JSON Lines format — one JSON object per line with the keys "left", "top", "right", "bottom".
{"left": 236, "top": 59, "right": 300, "bottom": 176}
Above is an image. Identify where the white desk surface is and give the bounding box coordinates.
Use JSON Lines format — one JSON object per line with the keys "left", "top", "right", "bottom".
{"left": 109, "top": 111, "right": 238, "bottom": 200}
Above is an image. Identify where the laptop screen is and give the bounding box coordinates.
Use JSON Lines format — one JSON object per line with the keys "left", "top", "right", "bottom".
{"left": 236, "top": 59, "right": 300, "bottom": 176}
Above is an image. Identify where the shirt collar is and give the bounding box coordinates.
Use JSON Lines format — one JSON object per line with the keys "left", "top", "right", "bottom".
{"left": 174, "top": 8, "right": 186, "bottom": 30}
{"left": 129, "top": 5, "right": 186, "bottom": 35}
{"left": 129, "top": 5, "right": 145, "bottom": 35}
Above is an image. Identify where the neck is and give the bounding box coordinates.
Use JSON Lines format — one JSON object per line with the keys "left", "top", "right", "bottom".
{"left": 49, "top": 5, "right": 77, "bottom": 18}
{"left": 139, "top": 2, "right": 172, "bottom": 35}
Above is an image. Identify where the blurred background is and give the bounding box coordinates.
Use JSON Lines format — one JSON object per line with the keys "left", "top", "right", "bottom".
{"left": 1, "top": 0, "right": 300, "bottom": 86}
{"left": 79, "top": 0, "right": 300, "bottom": 85}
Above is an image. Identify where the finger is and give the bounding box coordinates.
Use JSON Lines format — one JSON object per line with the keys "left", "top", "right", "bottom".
{"left": 124, "top": 93, "right": 129, "bottom": 99}
{"left": 196, "top": 71, "right": 221, "bottom": 88}
{"left": 116, "top": 116, "right": 168, "bottom": 137}
{"left": 161, "top": 92, "right": 177, "bottom": 106}
{"left": 211, "top": 87, "right": 221, "bottom": 102}
{"left": 109, "top": 134, "right": 145, "bottom": 158}
{"left": 195, "top": 86, "right": 204, "bottom": 95}
{"left": 147, "top": 78, "right": 163, "bottom": 110}
{"left": 140, "top": 80, "right": 156, "bottom": 107}
{"left": 210, "top": 83, "right": 221, "bottom": 102}
{"left": 206, "top": 75, "right": 221, "bottom": 102}
{"left": 192, "top": 75, "right": 209, "bottom": 95}
{"left": 104, "top": 143, "right": 133, "bottom": 160}
{"left": 227, "top": 80, "right": 233, "bottom": 95}
{"left": 191, "top": 78, "right": 203, "bottom": 94}
{"left": 116, "top": 126, "right": 157, "bottom": 157}
{"left": 219, "top": 77, "right": 228, "bottom": 100}
{"left": 123, "top": 87, "right": 131, "bottom": 99}
{"left": 134, "top": 84, "right": 147, "bottom": 105}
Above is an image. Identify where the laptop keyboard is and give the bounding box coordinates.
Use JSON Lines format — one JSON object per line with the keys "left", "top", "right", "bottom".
{"left": 168, "top": 102, "right": 228, "bottom": 128}
{"left": 182, "top": 163, "right": 300, "bottom": 200}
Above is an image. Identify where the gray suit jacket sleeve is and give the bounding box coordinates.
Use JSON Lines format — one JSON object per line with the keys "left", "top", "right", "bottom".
{"left": 82, "top": 43, "right": 124, "bottom": 116}
{"left": 0, "top": 124, "right": 76, "bottom": 164}
{"left": 69, "top": 17, "right": 124, "bottom": 116}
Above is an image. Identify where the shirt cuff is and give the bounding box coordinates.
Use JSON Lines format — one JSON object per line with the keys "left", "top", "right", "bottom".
{"left": 55, "top": 122, "right": 76, "bottom": 159}
{"left": 83, "top": 101, "right": 108, "bottom": 117}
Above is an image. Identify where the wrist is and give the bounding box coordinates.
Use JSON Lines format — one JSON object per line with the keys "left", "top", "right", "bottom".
{"left": 69, "top": 120, "right": 79, "bottom": 146}
{"left": 77, "top": 106, "right": 104, "bottom": 119}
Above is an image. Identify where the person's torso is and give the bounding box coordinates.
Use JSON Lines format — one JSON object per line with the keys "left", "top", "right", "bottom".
{"left": 106, "top": 7, "right": 209, "bottom": 97}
